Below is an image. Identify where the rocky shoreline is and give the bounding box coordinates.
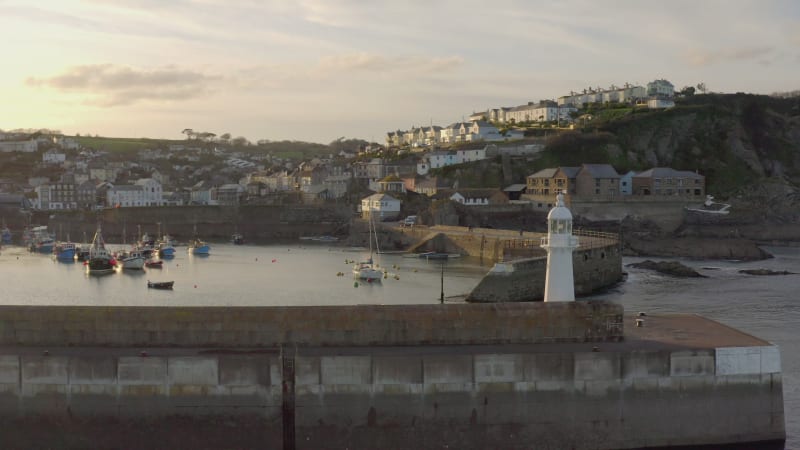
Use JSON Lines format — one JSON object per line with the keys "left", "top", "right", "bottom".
{"left": 623, "top": 236, "right": 774, "bottom": 261}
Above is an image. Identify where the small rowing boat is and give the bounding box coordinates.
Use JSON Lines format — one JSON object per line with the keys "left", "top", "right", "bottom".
{"left": 147, "top": 280, "right": 174, "bottom": 290}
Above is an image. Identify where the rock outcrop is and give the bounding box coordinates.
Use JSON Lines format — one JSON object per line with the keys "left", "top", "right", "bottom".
{"left": 627, "top": 260, "right": 706, "bottom": 278}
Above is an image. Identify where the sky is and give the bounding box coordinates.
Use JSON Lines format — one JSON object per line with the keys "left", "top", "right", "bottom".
{"left": 1, "top": 0, "right": 799, "bottom": 144}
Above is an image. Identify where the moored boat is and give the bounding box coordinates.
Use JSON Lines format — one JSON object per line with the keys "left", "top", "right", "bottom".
{"left": 232, "top": 233, "right": 245, "bottom": 245}
{"left": 147, "top": 280, "right": 174, "bottom": 290}
{"left": 135, "top": 231, "right": 156, "bottom": 258}
{"left": 86, "top": 224, "right": 115, "bottom": 275}
{"left": 119, "top": 249, "right": 146, "bottom": 270}
{"left": 54, "top": 242, "right": 77, "bottom": 262}
{"left": 353, "top": 214, "right": 383, "bottom": 282}
{"left": 29, "top": 226, "right": 55, "bottom": 254}
{"left": 157, "top": 239, "right": 175, "bottom": 258}
{"left": 145, "top": 260, "right": 163, "bottom": 268}
{"left": 353, "top": 258, "right": 384, "bottom": 281}
{"left": 188, "top": 238, "right": 210, "bottom": 255}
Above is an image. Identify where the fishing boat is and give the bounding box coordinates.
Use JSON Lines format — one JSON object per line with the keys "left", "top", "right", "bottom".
{"left": 135, "top": 228, "right": 157, "bottom": 258}
{"left": 29, "top": 226, "right": 55, "bottom": 254}
{"left": 53, "top": 241, "right": 77, "bottom": 262}
{"left": 119, "top": 249, "right": 146, "bottom": 270}
{"left": 86, "top": 224, "right": 116, "bottom": 275}
{"left": 147, "top": 280, "right": 174, "bottom": 290}
{"left": 187, "top": 224, "right": 210, "bottom": 255}
{"left": 145, "top": 260, "right": 163, "bottom": 268}
{"left": 156, "top": 223, "right": 176, "bottom": 257}
{"left": 353, "top": 214, "right": 383, "bottom": 282}
{"left": 188, "top": 238, "right": 210, "bottom": 255}
{"left": 75, "top": 233, "right": 91, "bottom": 262}
{"left": 157, "top": 234, "right": 176, "bottom": 257}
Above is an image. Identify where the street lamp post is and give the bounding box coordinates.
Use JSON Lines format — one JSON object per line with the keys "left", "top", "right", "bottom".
{"left": 440, "top": 260, "right": 445, "bottom": 304}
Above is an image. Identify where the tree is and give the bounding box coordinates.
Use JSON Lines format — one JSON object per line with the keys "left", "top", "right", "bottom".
{"left": 680, "top": 86, "right": 696, "bottom": 97}
{"left": 232, "top": 136, "right": 249, "bottom": 147}
{"left": 220, "top": 133, "right": 231, "bottom": 144}
{"left": 696, "top": 82, "right": 707, "bottom": 94}
{"left": 182, "top": 128, "right": 194, "bottom": 141}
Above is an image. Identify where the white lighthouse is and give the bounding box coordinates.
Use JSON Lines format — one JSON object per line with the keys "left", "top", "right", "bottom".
{"left": 540, "top": 192, "right": 579, "bottom": 302}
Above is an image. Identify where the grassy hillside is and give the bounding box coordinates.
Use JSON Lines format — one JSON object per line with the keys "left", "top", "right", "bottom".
{"left": 74, "top": 136, "right": 178, "bottom": 154}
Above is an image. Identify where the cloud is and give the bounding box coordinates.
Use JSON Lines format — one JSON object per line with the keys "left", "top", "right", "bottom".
{"left": 26, "top": 64, "right": 221, "bottom": 106}
{"left": 685, "top": 46, "right": 775, "bottom": 66}
{"left": 317, "top": 53, "right": 464, "bottom": 74}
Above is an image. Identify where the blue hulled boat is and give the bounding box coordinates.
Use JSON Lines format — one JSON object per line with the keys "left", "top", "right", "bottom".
{"left": 187, "top": 238, "right": 210, "bottom": 255}
{"left": 54, "top": 242, "right": 77, "bottom": 262}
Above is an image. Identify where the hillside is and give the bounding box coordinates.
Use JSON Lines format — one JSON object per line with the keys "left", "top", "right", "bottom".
{"left": 428, "top": 94, "right": 800, "bottom": 257}
{"left": 438, "top": 93, "right": 800, "bottom": 226}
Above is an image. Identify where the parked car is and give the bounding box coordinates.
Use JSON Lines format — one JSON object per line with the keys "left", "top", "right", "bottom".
{"left": 402, "top": 215, "right": 417, "bottom": 227}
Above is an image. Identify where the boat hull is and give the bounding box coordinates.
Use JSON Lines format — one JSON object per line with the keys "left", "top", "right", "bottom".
{"left": 87, "top": 257, "right": 115, "bottom": 275}
{"left": 189, "top": 245, "right": 210, "bottom": 255}
{"left": 353, "top": 266, "right": 383, "bottom": 281}
{"left": 147, "top": 281, "right": 174, "bottom": 290}
{"left": 55, "top": 250, "right": 76, "bottom": 262}
{"left": 122, "top": 257, "right": 145, "bottom": 270}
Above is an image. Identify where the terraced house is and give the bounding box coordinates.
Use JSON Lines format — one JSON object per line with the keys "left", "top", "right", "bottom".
{"left": 632, "top": 168, "right": 705, "bottom": 197}
{"left": 524, "top": 164, "right": 705, "bottom": 211}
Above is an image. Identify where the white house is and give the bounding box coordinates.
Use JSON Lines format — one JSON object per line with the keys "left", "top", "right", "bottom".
{"left": 106, "top": 178, "right": 163, "bottom": 207}
{"left": 53, "top": 136, "right": 80, "bottom": 150}
{"left": 647, "top": 98, "right": 675, "bottom": 109}
{"left": 134, "top": 178, "right": 164, "bottom": 206}
{"left": 361, "top": 193, "right": 401, "bottom": 221}
{"left": 42, "top": 150, "right": 66, "bottom": 165}
{"left": 456, "top": 148, "right": 486, "bottom": 163}
{"left": 467, "top": 121, "right": 504, "bottom": 142}
{"left": 190, "top": 181, "right": 214, "bottom": 205}
{"left": 107, "top": 185, "right": 146, "bottom": 207}
{"left": 427, "top": 151, "right": 459, "bottom": 170}
{"left": 0, "top": 139, "right": 37, "bottom": 153}
{"left": 503, "top": 130, "right": 526, "bottom": 140}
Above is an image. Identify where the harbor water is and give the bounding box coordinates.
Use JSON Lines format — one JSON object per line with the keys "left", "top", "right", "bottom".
{"left": 0, "top": 243, "right": 797, "bottom": 448}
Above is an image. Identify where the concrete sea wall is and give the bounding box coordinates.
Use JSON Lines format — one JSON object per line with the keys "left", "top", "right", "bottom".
{"left": 0, "top": 302, "right": 624, "bottom": 347}
{"left": 34, "top": 204, "right": 353, "bottom": 244}
{"left": 0, "top": 344, "right": 784, "bottom": 449}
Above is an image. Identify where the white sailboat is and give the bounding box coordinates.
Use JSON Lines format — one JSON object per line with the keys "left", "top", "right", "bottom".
{"left": 353, "top": 212, "right": 383, "bottom": 281}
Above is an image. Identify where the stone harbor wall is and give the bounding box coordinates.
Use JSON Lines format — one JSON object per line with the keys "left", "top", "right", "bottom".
{"left": 467, "top": 241, "right": 623, "bottom": 302}
{"left": 0, "top": 302, "right": 624, "bottom": 347}
{"left": 0, "top": 343, "right": 784, "bottom": 449}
